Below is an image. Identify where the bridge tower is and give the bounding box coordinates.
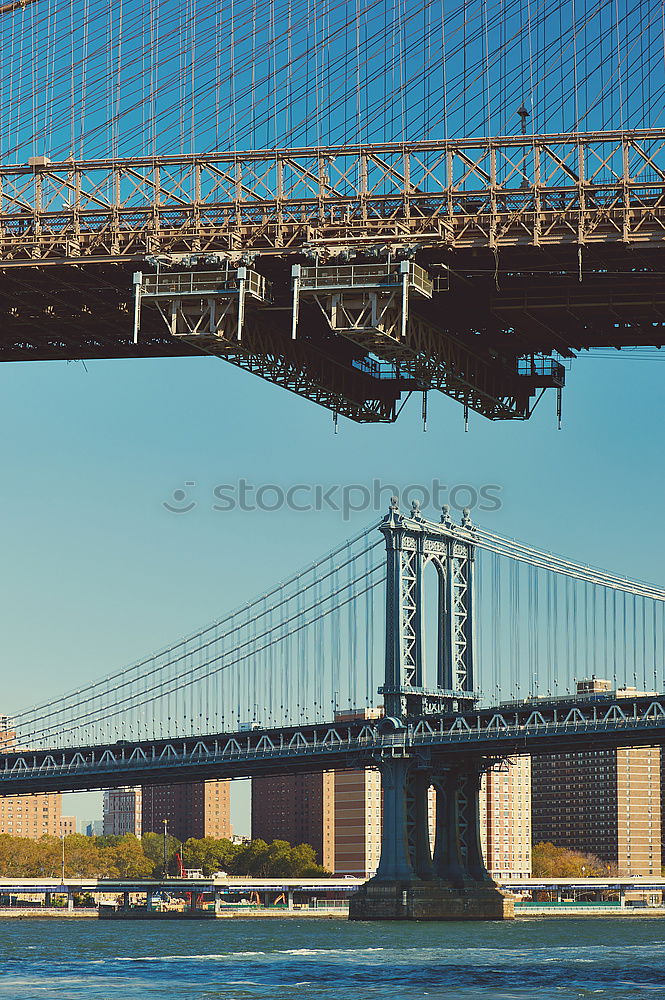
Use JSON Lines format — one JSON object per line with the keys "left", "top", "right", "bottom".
{"left": 350, "top": 500, "right": 513, "bottom": 920}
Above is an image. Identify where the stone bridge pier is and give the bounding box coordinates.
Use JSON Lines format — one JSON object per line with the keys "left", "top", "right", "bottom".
{"left": 349, "top": 753, "right": 513, "bottom": 920}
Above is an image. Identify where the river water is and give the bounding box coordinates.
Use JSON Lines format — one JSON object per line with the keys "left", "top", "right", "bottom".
{"left": 1, "top": 916, "right": 664, "bottom": 998}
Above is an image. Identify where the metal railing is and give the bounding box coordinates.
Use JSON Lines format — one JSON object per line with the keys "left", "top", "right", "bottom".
{"left": 299, "top": 262, "right": 433, "bottom": 297}
{"left": 141, "top": 269, "right": 268, "bottom": 301}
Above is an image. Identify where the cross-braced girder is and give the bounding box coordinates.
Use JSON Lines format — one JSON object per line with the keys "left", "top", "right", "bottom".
{"left": 12, "top": 129, "right": 665, "bottom": 421}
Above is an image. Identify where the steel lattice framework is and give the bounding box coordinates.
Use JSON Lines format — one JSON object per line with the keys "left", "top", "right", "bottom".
{"left": 3, "top": 131, "right": 665, "bottom": 259}
{"left": 2, "top": 130, "right": 665, "bottom": 423}
{"left": 2, "top": 694, "right": 665, "bottom": 795}
{"left": 0, "top": 130, "right": 665, "bottom": 421}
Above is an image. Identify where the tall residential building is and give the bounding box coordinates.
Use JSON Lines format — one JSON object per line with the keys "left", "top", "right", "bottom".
{"left": 103, "top": 787, "right": 143, "bottom": 836}
{"left": 253, "top": 758, "right": 533, "bottom": 879}
{"left": 253, "top": 709, "right": 437, "bottom": 878}
{"left": 479, "top": 757, "right": 532, "bottom": 878}
{"left": 332, "top": 709, "right": 384, "bottom": 877}
{"left": 141, "top": 780, "right": 231, "bottom": 842}
{"left": 60, "top": 816, "right": 76, "bottom": 836}
{"left": 251, "top": 772, "right": 335, "bottom": 870}
{"left": 333, "top": 767, "right": 382, "bottom": 876}
{"left": 0, "top": 715, "right": 62, "bottom": 839}
{"left": 661, "top": 748, "right": 665, "bottom": 859}
{"left": 0, "top": 792, "right": 62, "bottom": 838}
{"left": 531, "top": 679, "right": 661, "bottom": 876}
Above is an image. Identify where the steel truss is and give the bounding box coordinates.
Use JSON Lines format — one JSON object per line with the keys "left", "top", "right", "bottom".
{"left": 3, "top": 131, "right": 665, "bottom": 261}
{"left": 380, "top": 498, "right": 479, "bottom": 718}
{"left": 6, "top": 129, "right": 665, "bottom": 423}
{"left": 1, "top": 694, "right": 664, "bottom": 796}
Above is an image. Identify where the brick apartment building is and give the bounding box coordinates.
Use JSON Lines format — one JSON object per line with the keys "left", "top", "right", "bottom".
{"left": 141, "top": 780, "right": 231, "bottom": 841}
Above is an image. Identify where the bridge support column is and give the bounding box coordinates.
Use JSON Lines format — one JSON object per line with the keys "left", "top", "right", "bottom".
{"left": 349, "top": 758, "right": 513, "bottom": 920}
{"left": 350, "top": 504, "right": 512, "bottom": 920}
{"left": 460, "top": 768, "right": 493, "bottom": 884}
{"left": 373, "top": 756, "right": 416, "bottom": 883}
{"left": 410, "top": 767, "right": 434, "bottom": 881}
{"left": 432, "top": 770, "right": 466, "bottom": 886}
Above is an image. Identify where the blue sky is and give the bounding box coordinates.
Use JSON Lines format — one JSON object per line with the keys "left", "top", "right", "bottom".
{"left": 1, "top": 352, "right": 664, "bottom": 830}
{"left": 4, "top": 0, "right": 656, "bottom": 163}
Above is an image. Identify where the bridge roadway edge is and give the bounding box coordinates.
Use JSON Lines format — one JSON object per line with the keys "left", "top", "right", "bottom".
{"left": 2, "top": 696, "right": 665, "bottom": 797}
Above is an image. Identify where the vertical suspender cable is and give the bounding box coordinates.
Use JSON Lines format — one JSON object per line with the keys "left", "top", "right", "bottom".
{"left": 482, "top": 0, "right": 490, "bottom": 135}
{"left": 230, "top": 0, "right": 237, "bottom": 150}
{"left": 615, "top": 0, "right": 624, "bottom": 129}
{"left": 612, "top": 589, "right": 618, "bottom": 690}
{"left": 190, "top": 0, "right": 196, "bottom": 153}
{"left": 632, "top": 593, "right": 638, "bottom": 687}
{"left": 440, "top": 0, "right": 448, "bottom": 142}
{"left": 653, "top": 600, "right": 658, "bottom": 693}
{"left": 69, "top": 0, "right": 75, "bottom": 156}
{"left": 642, "top": 596, "right": 647, "bottom": 692}
{"left": 526, "top": 0, "right": 536, "bottom": 132}
{"left": 571, "top": 0, "right": 580, "bottom": 128}
{"left": 591, "top": 582, "right": 597, "bottom": 677}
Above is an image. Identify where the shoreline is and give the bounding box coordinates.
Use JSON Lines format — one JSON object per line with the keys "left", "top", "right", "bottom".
{"left": 2, "top": 906, "right": 665, "bottom": 920}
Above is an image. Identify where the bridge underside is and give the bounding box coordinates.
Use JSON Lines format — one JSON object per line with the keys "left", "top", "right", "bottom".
{"left": 2, "top": 242, "right": 663, "bottom": 422}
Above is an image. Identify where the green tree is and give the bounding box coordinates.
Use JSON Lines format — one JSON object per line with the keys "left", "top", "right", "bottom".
{"left": 61, "top": 834, "right": 113, "bottom": 877}
{"left": 229, "top": 838, "right": 271, "bottom": 876}
{"left": 287, "top": 843, "right": 329, "bottom": 877}
{"left": 104, "top": 834, "right": 154, "bottom": 878}
{"left": 0, "top": 832, "right": 331, "bottom": 881}
{"left": 141, "top": 831, "right": 180, "bottom": 877}
{"left": 32, "top": 836, "right": 62, "bottom": 877}
{"left": 0, "top": 835, "right": 40, "bottom": 876}
{"left": 228, "top": 839, "right": 330, "bottom": 877}
{"left": 95, "top": 835, "right": 123, "bottom": 849}
{"left": 180, "top": 837, "right": 238, "bottom": 876}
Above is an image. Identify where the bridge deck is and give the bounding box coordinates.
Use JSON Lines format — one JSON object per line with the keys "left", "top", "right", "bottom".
{"left": 2, "top": 695, "right": 664, "bottom": 796}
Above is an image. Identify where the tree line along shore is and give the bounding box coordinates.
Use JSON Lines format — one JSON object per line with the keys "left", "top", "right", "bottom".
{"left": 0, "top": 833, "right": 329, "bottom": 879}
{"left": 0, "top": 834, "right": 656, "bottom": 880}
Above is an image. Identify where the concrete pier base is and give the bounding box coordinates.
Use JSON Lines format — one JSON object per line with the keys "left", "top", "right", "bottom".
{"left": 349, "top": 881, "right": 515, "bottom": 921}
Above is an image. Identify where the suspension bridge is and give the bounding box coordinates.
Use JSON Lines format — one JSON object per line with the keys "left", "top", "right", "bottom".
{"left": 2, "top": 0, "right": 665, "bottom": 423}
{"left": 2, "top": 501, "right": 665, "bottom": 918}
